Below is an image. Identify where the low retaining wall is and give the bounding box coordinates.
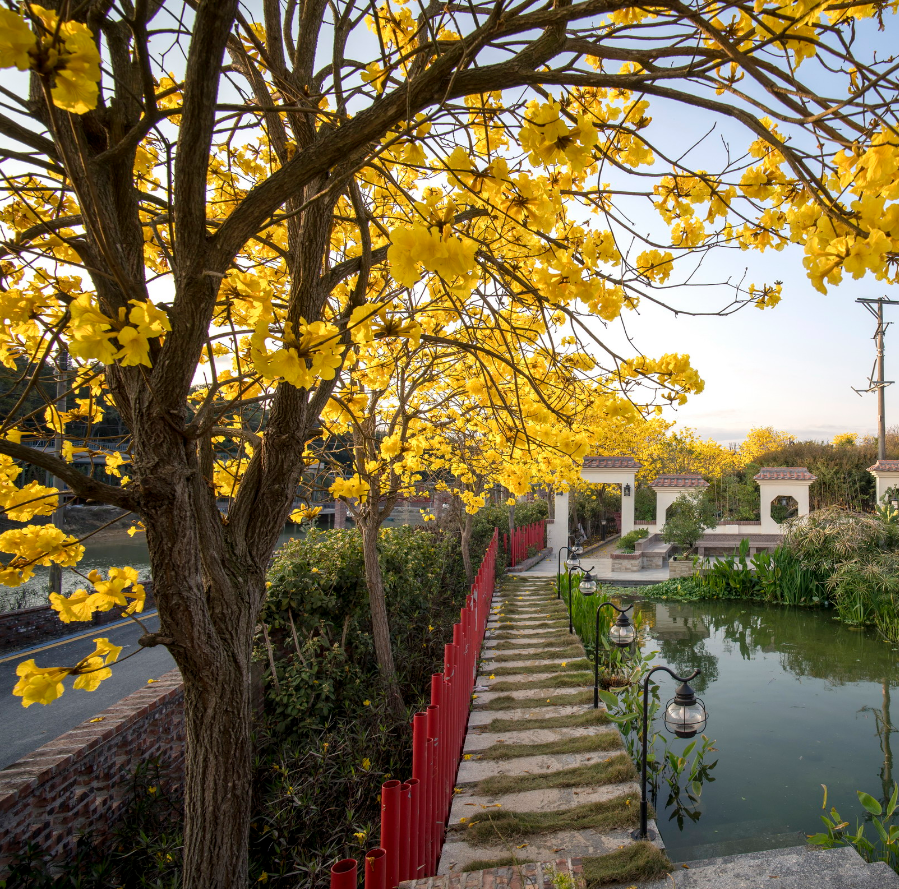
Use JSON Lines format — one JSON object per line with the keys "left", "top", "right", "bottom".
{"left": 611, "top": 552, "right": 643, "bottom": 572}
{"left": 0, "top": 585, "right": 156, "bottom": 654}
{"left": 0, "top": 668, "right": 184, "bottom": 872}
{"left": 669, "top": 560, "right": 697, "bottom": 578}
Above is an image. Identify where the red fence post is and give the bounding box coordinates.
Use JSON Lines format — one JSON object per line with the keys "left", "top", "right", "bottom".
{"left": 427, "top": 702, "right": 441, "bottom": 871}
{"left": 365, "top": 849, "right": 387, "bottom": 889}
{"left": 399, "top": 782, "right": 412, "bottom": 883}
{"left": 381, "top": 780, "right": 401, "bottom": 889}
{"left": 331, "top": 859, "right": 357, "bottom": 889}
{"left": 407, "top": 777, "right": 421, "bottom": 882}
{"left": 411, "top": 713, "right": 428, "bottom": 879}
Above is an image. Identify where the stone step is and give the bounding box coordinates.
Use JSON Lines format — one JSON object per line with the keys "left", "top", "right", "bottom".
{"left": 455, "top": 749, "right": 619, "bottom": 784}
{"left": 449, "top": 779, "right": 639, "bottom": 820}
{"left": 438, "top": 825, "right": 654, "bottom": 875}
{"left": 615, "top": 844, "right": 899, "bottom": 888}
{"left": 467, "top": 704, "right": 591, "bottom": 727}
{"left": 462, "top": 725, "right": 605, "bottom": 752}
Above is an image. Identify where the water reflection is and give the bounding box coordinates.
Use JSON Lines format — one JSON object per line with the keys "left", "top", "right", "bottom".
{"left": 623, "top": 597, "right": 899, "bottom": 861}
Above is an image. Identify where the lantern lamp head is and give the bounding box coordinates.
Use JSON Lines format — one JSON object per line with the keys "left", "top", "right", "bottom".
{"left": 566, "top": 554, "right": 581, "bottom": 570}
{"left": 623, "top": 484, "right": 632, "bottom": 497}
{"left": 663, "top": 681, "right": 707, "bottom": 738}
{"left": 579, "top": 572, "right": 597, "bottom": 596}
{"left": 609, "top": 612, "right": 636, "bottom": 647}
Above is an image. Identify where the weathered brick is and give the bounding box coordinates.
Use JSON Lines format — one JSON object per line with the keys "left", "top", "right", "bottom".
{"left": 0, "top": 667, "right": 184, "bottom": 875}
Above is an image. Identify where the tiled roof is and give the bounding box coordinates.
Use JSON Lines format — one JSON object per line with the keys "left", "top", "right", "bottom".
{"left": 868, "top": 460, "right": 899, "bottom": 472}
{"left": 649, "top": 474, "right": 709, "bottom": 488}
{"left": 753, "top": 467, "right": 817, "bottom": 481}
{"left": 582, "top": 456, "right": 642, "bottom": 469}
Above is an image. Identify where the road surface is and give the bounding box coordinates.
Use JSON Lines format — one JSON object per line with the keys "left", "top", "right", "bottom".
{"left": 0, "top": 612, "right": 176, "bottom": 769}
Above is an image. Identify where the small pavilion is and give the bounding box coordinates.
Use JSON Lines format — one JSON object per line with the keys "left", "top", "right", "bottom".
{"left": 753, "top": 467, "right": 816, "bottom": 533}
{"left": 547, "top": 456, "right": 641, "bottom": 556}
{"left": 650, "top": 474, "right": 710, "bottom": 530}
{"left": 867, "top": 460, "right": 899, "bottom": 503}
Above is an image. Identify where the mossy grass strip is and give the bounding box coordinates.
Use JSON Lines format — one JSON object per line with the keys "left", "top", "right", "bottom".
{"left": 483, "top": 709, "right": 610, "bottom": 732}
{"left": 488, "top": 659, "right": 591, "bottom": 675}
{"left": 489, "top": 672, "right": 593, "bottom": 691}
{"left": 462, "top": 794, "right": 639, "bottom": 845}
{"left": 477, "top": 753, "right": 635, "bottom": 793}
{"left": 491, "top": 631, "right": 572, "bottom": 642}
{"left": 488, "top": 647, "right": 584, "bottom": 662}
{"left": 477, "top": 731, "right": 621, "bottom": 760}
{"left": 463, "top": 858, "right": 535, "bottom": 872}
{"left": 495, "top": 639, "right": 581, "bottom": 651}
{"left": 582, "top": 843, "right": 672, "bottom": 886}
{"left": 498, "top": 620, "right": 569, "bottom": 629}
{"left": 481, "top": 689, "right": 593, "bottom": 710}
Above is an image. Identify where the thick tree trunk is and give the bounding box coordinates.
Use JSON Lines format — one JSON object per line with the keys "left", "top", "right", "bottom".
{"left": 461, "top": 513, "right": 474, "bottom": 586}
{"left": 360, "top": 518, "right": 405, "bottom": 717}
{"left": 181, "top": 651, "right": 254, "bottom": 887}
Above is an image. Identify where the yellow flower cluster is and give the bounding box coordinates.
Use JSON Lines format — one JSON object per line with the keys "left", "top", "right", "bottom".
{"left": 14, "top": 637, "right": 122, "bottom": 707}
{"left": 68, "top": 296, "right": 171, "bottom": 367}
{"left": 0, "top": 6, "right": 101, "bottom": 114}
{"left": 50, "top": 567, "right": 146, "bottom": 623}
{"left": 0, "top": 525, "right": 84, "bottom": 587}
{"left": 0, "top": 455, "right": 58, "bottom": 522}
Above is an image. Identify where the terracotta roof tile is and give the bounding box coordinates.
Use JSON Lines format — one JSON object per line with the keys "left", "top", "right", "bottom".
{"left": 753, "top": 467, "right": 817, "bottom": 481}
{"left": 582, "top": 455, "right": 642, "bottom": 469}
{"left": 649, "top": 473, "right": 709, "bottom": 488}
{"left": 868, "top": 460, "right": 899, "bottom": 472}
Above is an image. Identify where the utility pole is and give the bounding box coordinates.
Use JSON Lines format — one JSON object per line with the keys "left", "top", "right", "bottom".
{"left": 47, "top": 347, "right": 68, "bottom": 597}
{"left": 854, "top": 298, "right": 899, "bottom": 460}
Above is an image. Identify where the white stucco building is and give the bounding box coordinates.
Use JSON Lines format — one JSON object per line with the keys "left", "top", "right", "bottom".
{"left": 753, "top": 467, "right": 816, "bottom": 533}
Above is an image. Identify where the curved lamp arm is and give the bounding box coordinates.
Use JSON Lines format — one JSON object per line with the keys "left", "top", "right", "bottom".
{"left": 592, "top": 601, "right": 634, "bottom": 708}
{"left": 632, "top": 664, "right": 703, "bottom": 841}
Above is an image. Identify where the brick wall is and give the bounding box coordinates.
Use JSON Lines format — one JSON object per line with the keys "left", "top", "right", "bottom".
{"left": 0, "top": 668, "right": 184, "bottom": 873}
{"left": 0, "top": 587, "right": 156, "bottom": 653}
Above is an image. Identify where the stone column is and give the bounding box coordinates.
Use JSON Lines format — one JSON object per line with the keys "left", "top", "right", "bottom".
{"left": 547, "top": 490, "right": 569, "bottom": 555}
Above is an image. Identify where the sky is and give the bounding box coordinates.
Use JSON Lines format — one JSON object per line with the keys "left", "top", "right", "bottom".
{"left": 607, "top": 262, "right": 893, "bottom": 446}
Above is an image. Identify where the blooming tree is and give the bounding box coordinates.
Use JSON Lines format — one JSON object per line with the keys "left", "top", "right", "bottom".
{"left": 0, "top": 0, "right": 897, "bottom": 883}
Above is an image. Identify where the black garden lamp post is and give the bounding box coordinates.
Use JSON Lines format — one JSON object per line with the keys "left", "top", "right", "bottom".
{"left": 556, "top": 534, "right": 583, "bottom": 600}
{"left": 579, "top": 584, "right": 635, "bottom": 708}
{"left": 565, "top": 561, "right": 591, "bottom": 634}
{"left": 632, "top": 666, "right": 707, "bottom": 841}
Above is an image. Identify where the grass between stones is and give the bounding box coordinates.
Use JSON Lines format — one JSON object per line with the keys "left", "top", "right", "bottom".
{"left": 477, "top": 752, "right": 635, "bottom": 793}
{"left": 462, "top": 857, "right": 534, "bottom": 872}
{"left": 487, "top": 647, "right": 584, "bottom": 662}
{"left": 477, "top": 731, "right": 622, "bottom": 760}
{"left": 494, "top": 639, "right": 582, "bottom": 651}
{"left": 482, "top": 709, "right": 610, "bottom": 732}
{"left": 461, "top": 794, "right": 639, "bottom": 844}
{"left": 491, "top": 631, "right": 573, "bottom": 642}
{"left": 480, "top": 689, "right": 593, "bottom": 710}
{"left": 498, "top": 620, "right": 568, "bottom": 629}
{"left": 582, "top": 843, "right": 673, "bottom": 886}
{"left": 489, "top": 672, "right": 593, "bottom": 691}
{"left": 487, "top": 659, "right": 591, "bottom": 675}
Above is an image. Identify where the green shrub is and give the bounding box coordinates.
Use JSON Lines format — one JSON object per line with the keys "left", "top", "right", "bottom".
{"left": 260, "top": 525, "right": 468, "bottom": 737}
{"left": 616, "top": 528, "right": 648, "bottom": 553}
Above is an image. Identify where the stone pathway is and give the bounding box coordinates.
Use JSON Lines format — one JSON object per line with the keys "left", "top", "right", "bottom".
{"left": 437, "top": 575, "right": 660, "bottom": 876}
{"left": 402, "top": 574, "right": 899, "bottom": 889}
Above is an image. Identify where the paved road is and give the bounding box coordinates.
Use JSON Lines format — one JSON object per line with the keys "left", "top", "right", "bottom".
{"left": 0, "top": 613, "right": 176, "bottom": 769}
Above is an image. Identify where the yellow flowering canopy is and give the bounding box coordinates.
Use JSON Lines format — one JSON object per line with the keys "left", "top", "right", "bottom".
{"left": 0, "top": 1, "right": 896, "bottom": 879}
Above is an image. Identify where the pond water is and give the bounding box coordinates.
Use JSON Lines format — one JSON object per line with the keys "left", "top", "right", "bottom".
{"left": 0, "top": 505, "right": 426, "bottom": 612}
{"left": 628, "top": 597, "right": 899, "bottom": 862}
